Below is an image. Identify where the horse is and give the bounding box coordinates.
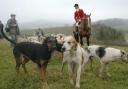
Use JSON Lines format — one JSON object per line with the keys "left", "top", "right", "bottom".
{"left": 73, "top": 14, "right": 91, "bottom": 46}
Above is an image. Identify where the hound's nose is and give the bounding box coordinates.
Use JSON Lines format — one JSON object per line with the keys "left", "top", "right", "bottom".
{"left": 61, "top": 47, "right": 66, "bottom": 52}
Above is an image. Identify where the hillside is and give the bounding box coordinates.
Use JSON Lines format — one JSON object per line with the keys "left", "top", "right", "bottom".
{"left": 19, "top": 18, "right": 128, "bottom": 31}
{"left": 19, "top": 20, "right": 71, "bottom": 29}
{"left": 95, "top": 18, "right": 128, "bottom": 30}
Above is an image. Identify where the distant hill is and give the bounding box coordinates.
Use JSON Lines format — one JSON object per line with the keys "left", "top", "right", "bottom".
{"left": 95, "top": 18, "right": 128, "bottom": 31}
{"left": 21, "top": 26, "right": 72, "bottom": 35}
{"left": 19, "top": 18, "right": 128, "bottom": 31}
{"left": 19, "top": 19, "right": 72, "bottom": 30}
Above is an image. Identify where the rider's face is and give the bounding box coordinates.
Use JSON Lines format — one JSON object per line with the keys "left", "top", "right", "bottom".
{"left": 11, "top": 16, "right": 15, "bottom": 19}
{"left": 75, "top": 6, "right": 79, "bottom": 9}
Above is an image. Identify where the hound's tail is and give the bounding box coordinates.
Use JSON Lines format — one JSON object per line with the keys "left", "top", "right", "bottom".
{"left": 1, "top": 26, "right": 16, "bottom": 45}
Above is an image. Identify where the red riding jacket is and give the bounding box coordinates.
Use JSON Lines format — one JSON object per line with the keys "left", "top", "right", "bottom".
{"left": 74, "top": 9, "right": 86, "bottom": 22}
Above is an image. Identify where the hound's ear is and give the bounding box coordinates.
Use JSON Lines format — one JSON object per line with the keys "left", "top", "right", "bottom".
{"left": 60, "top": 35, "right": 62, "bottom": 39}
{"left": 121, "top": 50, "right": 125, "bottom": 55}
{"left": 85, "top": 47, "right": 90, "bottom": 53}
{"left": 43, "top": 37, "right": 49, "bottom": 44}
{"left": 121, "top": 50, "right": 125, "bottom": 57}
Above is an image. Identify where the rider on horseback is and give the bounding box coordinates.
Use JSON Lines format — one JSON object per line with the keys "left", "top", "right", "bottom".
{"left": 73, "top": 4, "right": 91, "bottom": 46}
{"left": 73, "top": 4, "right": 86, "bottom": 35}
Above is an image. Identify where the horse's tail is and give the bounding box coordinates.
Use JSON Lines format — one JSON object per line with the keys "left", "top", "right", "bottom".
{"left": 1, "top": 26, "right": 16, "bottom": 45}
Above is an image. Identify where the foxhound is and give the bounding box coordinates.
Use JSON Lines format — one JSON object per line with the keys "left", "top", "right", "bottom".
{"left": 86, "top": 45, "right": 128, "bottom": 77}
{"left": 61, "top": 36, "right": 89, "bottom": 88}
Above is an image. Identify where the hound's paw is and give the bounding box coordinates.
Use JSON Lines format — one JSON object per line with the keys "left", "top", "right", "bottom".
{"left": 75, "top": 84, "right": 80, "bottom": 89}
{"left": 99, "top": 73, "right": 103, "bottom": 78}
{"left": 41, "top": 82, "right": 49, "bottom": 89}
{"left": 70, "top": 79, "right": 75, "bottom": 85}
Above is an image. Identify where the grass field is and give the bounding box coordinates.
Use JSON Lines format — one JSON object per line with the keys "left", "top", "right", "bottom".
{"left": 0, "top": 39, "right": 128, "bottom": 89}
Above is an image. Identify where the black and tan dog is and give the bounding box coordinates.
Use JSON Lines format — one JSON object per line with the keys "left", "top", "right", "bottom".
{"left": 1, "top": 26, "right": 62, "bottom": 85}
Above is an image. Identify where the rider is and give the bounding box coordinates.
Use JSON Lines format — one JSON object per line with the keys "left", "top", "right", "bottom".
{"left": 73, "top": 4, "right": 86, "bottom": 34}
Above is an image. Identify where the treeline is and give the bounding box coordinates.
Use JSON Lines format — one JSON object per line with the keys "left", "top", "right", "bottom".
{"left": 92, "top": 24, "right": 126, "bottom": 44}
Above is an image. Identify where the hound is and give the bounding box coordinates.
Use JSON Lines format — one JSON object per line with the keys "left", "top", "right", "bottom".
{"left": 61, "top": 36, "right": 89, "bottom": 88}
{"left": 86, "top": 45, "right": 128, "bottom": 77}
{"left": 1, "top": 26, "right": 62, "bottom": 86}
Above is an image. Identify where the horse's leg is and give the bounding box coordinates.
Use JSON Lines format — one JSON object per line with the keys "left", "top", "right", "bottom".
{"left": 86, "top": 36, "right": 90, "bottom": 46}
{"left": 73, "top": 30, "right": 79, "bottom": 42}
{"left": 80, "top": 35, "right": 83, "bottom": 46}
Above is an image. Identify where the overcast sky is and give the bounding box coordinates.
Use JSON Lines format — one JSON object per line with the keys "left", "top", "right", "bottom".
{"left": 0, "top": 0, "right": 128, "bottom": 23}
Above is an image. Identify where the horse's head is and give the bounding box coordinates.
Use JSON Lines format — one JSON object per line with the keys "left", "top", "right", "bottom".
{"left": 80, "top": 14, "right": 91, "bottom": 32}
{"left": 81, "top": 14, "right": 91, "bottom": 26}
{"left": 78, "top": 14, "right": 91, "bottom": 39}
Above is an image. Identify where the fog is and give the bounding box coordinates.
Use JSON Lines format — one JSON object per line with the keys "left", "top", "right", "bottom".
{"left": 0, "top": 0, "right": 128, "bottom": 24}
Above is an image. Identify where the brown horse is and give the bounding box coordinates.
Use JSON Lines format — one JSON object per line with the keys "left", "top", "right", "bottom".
{"left": 73, "top": 14, "right": 91, "bottom": 46}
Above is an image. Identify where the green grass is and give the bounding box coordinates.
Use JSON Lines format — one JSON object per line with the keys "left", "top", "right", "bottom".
{"left": 0, "top": 39, "right": 128, "bottom": 89}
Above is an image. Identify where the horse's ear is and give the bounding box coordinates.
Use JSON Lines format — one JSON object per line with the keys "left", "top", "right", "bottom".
{"left": 89, "top": 13, "right": 91, "bottom": 16}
